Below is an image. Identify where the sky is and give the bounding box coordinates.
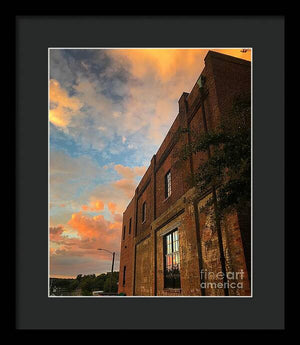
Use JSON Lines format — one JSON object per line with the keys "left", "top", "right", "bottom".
{"left": 49, "top": 48, "right": 251, "bottom": 278}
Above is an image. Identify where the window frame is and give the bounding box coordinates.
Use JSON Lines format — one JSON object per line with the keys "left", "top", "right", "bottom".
{"left": 163, "top": 228, "right": 181, "bottom": 289}
{"left": 122, "top": 266, "right": 126, "bottom": 286}
{"left": 164, "top": 170, "right": 172, "bottom": 199}
{"left": 123, "top": 225, "right": 126, "bottom": 240}
{"left": 129, "top": 217, "right": 132, "bottom": 234}
{"left": 142, "top": 201, "right": 146, "bottom": 223}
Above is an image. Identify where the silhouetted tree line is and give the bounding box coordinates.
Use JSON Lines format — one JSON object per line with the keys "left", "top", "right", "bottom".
{"left": 50, "top": 272, "right": 119, "bottom": 296}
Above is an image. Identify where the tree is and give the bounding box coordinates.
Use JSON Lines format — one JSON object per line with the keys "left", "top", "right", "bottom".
{"left": 77, "top": 274, "right": 94, "bottom": 295}
{"left": 69, "top": 279, "right": 79, "bottom": 291}
{"left": 103, "top": 272, "right": 119, "bottom": 293}
{"left": 180, "top": 93, "right": 251, "bottom": 218}
{"left": 49, "top": 272, "right": 119, "bottom": 296}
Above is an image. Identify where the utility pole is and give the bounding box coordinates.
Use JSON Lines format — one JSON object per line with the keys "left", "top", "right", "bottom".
{"left": 98, "top": 248, "right": 116, "bottom": 294}
{"left": 110, "top": 252, "right": 115, "bottom": 293}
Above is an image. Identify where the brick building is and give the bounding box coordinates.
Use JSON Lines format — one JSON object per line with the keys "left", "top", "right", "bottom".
{"left": 118, "top": 51, "right": 251, "bottom": 296}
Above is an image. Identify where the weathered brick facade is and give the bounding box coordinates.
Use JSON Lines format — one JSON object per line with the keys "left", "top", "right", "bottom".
{"left": 118, "top": 51, "right": 251, "bottom": 296}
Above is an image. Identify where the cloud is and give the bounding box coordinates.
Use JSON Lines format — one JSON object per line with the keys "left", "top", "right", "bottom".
{"left": 105, "top": 48, "right": 251, "bottom": 145}
{"left": 213, "top": 48, "right": 252, "bottom": 61}
{"left": 50, "top": 209, "right": 122, "bottom": 276}
{"left": 108, "top": 48, "right": 251, "bottom": 81}
{"left": 50, "top": 49, "right": 251, "bottom": 154}
{"left": 112, "top": 213, "right": 123, "bottom": 223}
{"left": 73, "top": 79, "right": 115, "bottom": 115}
{"left": 103, "top": 49, "right": 209, "bottom": 145}
{"left": 114, "top": 164, "right": 146, "bottom": 179}
{"left": 113, "top": 178, "right": 136, "bottom": 199}
{"left": 81, "top": 200, "right": 105, "bottom": 212}
{"left": 108, "top": 202, "right": 117, "bottom": 214}
{"left": 50, "top": 226, "right": 65, "bottom": 242}
{"left": 85, "top": 184, "right": 128, "bottom": 216}
{"left": 107, "top": 49, "right": 201, "bottom": 81}
{"left": 50, "top": 53, "right": 122, "bottom": 152}
{"left": 68, "top": 212, "right": 119, "bottom": 240}
{"left": 112, "top": 164, "right": 147, "bottom": 198}
{"left": 50, "top": 49, "right": 206, "bottom": 155}
{"left": 49, "top": 79, "right": 83, "bottom": 127}
{"left": 50, "top": 254, "right": 117, "bottom": 277}
{"left": 50, "top": 150, "right": 114, "bottom": 203}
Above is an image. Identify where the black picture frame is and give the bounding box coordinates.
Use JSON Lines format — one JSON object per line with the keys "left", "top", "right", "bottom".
{"left": 14, "top": 13, "right": 285, "bottom": 330}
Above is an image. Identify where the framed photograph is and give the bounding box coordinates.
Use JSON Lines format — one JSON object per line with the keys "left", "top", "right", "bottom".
{"left": 49, "top": 47, "right": 252, "bottom": 298}
{"left": 15, "top": 14, "right": 285, "bottom": 330}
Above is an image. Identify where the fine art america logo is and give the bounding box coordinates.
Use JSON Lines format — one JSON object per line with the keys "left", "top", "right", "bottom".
{"left": 200, "top": 269, "right": 244, "bottom": 289}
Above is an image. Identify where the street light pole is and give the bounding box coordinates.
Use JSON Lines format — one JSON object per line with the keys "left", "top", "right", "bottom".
{"left": 98, "top": 248, "right": 115, "bottom": 294}
{"left": 110, "top": 252, "right": 115, "bottom": 293}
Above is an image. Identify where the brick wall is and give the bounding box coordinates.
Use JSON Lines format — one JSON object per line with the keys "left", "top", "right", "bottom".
{"left": 118, "top": 197, "right": 135, "bottom": 296}
{"left": 134, "top": 235, "right": 154, "bottom": 296}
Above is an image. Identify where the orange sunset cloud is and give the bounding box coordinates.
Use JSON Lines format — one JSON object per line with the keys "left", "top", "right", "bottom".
{"left": 49, "top": 79, "right": 83, "bottom": 127}
{"left": 49, "top": 211, "right": 123, "bottom": 261}
{"left": 68, "top": 212, "right": 117, "bottom": 239}
{"left": 108, "top": 202, "right": 117, "bottom": 214}
{"left": 113, "top": 164, "right": 147, "bottom": 198}
{"left": 81, "top": 200, "right": 105, "bottom": 212}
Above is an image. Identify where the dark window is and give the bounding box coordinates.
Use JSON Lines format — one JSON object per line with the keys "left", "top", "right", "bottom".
{"left": 165, "top": 170, "right": 171, "bottom": 199}
{"left": 123, "top": 225, "right": 126, "bottom": 240}
{"left": 123, "top": 266, "right": 126, "bottom": 286}
{"left": 164, "top": 229, "right": 181, "bottom": 289}
{"left": 142, "top": 201, "right": 146, "bottom": 223}
{"left": 129, "top": 218, "right": 132, "bottom": 234}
